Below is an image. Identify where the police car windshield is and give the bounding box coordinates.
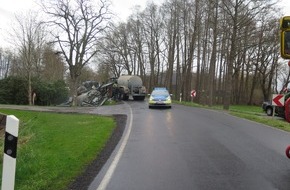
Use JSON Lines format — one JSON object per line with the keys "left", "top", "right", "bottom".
{"left": 152, "top": 90, "right": 169, "bottom": 96}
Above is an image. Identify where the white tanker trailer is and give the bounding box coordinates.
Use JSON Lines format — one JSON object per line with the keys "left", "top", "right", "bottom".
{"left": 117, "top": 75, "right": 146, "bottom": 101}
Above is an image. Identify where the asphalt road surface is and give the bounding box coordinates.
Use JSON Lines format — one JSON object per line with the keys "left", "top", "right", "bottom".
{"left": 2, "top": 102, "right": 290, "bottom": 190}
{"left": 88, "top": 100, "right": 290, "bottom": 190}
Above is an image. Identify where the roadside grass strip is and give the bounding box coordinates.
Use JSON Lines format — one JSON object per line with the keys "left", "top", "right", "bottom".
{"left": 0, "top": 109, "right": 115, "bottom": 190}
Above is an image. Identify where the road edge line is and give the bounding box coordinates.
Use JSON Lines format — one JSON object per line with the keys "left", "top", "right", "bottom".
{"left": 96, "top": 103, "right": 133, "bottom": 190}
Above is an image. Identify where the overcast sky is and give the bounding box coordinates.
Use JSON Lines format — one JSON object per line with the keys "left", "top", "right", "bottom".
{"left": 0, "top": 0, "right": 152, "bottom": 20}
{"left": 0, "top": 0, "right": 162, "bottom": 26}
{"left": 0, "top": 0, "right": 164, "bottom": 47}
{"left": 0, "top": 0, "right": 290, "bottom": 48}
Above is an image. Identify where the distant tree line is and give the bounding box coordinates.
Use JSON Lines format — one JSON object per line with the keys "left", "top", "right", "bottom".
{"left": 98, "top": 0, "right": 290, "bottom": 107}
{"left": 0, "top": 0, "right": 290, "bottom": 108}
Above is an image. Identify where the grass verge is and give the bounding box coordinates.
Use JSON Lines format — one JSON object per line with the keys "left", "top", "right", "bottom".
{"left": 0, "top": 109, "right": 115, "bottom": 190}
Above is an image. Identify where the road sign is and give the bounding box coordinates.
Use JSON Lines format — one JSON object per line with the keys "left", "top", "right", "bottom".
{"left": 191, "top": 90, "right": 196, "bottom": 97}
{"left": 272, "top": 94, "right": 284, "bottom": 106}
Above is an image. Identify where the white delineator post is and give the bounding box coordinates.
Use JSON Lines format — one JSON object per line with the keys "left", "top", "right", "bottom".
{"left": 1, "top": 115, "right": 19, "bottom": 190}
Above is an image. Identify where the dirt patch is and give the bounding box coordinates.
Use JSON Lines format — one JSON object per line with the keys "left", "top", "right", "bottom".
{"left": 67, "top": 114, "right": 126, "bottom": 190}
{"left": 0, "top": 114, "right": 6, "bottom": 130}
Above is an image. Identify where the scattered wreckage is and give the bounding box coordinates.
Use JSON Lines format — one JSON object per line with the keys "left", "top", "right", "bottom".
{"left": 61, "top": 75, "right": 146, "bottom": 107}
{"left": 76, "top": 81, "right": 114, "bottom": 106}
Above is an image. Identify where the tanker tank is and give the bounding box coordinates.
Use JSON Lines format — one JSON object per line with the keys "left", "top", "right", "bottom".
{"left": 116, "top": 75, "right": 146, "bottom": 101}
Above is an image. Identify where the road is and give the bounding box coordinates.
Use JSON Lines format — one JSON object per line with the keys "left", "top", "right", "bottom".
{"left": 2, "top": 102, "right": 290, "bottom": 189}
{"left": 86, "top": 101, "right": 290, "bottom": 190}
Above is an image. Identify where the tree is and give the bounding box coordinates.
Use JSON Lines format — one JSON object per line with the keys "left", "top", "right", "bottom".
{"left": 277, "top": 62, "right": 290, "bottom": 94}
{"left": 41, "top": 45, "right": 67, "bottom": 82}
{"left": 0, "top": 48, "right": 13, "bottom": 79}
{"left": 255, "top": 18, "right": 280, "bottom": 102}
{"left": 11, "top": 11, "right": 47, "bottom": 105}
{"left": 220, "top": 0, "right": 275, "bottom": 109}
{"left": 42, "top": 0, "right": 110, "bottom": 105}
{"left": 140, "top": 3, "right": 164, "bottom": 90}
{"left": 207, "top": 0, "right": 219, "bottom": 107}
{"left": 94, "top": 0, "right": 281, "bottom": 106}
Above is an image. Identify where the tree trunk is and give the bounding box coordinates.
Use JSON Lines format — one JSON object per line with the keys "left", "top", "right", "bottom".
{"left": 208, "top": 0, "right": 218, "bottom": 107}
{"left": 28, "top": 71, "right": 32, "bottom": 105}
{"left": 223, "top": 3, "right": 238, "bottom": 110}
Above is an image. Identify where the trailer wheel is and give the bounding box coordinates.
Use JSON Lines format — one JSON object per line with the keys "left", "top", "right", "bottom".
{"left": 123, "top": 95, "right": 129, "bottom": 101}
{"left": 286, "top": 146, "right": 290, "bottom": 159}
{"left": 266, "top": 107, "right": 273, "bottom": 116}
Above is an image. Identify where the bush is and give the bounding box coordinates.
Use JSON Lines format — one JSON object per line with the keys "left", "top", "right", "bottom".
{"left": 33, "top": 79, "right": 69, "bottom": 106}
{"left": 0, "top": 76, "right": 28, "bottom": 104}
{"left": 0, "top": 77, "right": 69, "bottom": 106}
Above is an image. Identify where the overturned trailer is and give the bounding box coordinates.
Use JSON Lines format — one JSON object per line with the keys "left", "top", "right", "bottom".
{"left": 76, "top": 82, "right": 114, "bottom": 106}
{"left": 61, "top": 75, "right": 146, "bottom": 107}
{"left": 59, "top": 81, "right": 114, "bottom": 107}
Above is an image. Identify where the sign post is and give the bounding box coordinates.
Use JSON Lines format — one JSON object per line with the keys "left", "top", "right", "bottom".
{"left": 1, "top": 114, "right": 19, "bottom": 190}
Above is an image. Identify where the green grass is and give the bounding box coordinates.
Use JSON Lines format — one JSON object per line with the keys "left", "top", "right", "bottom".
{"left": 0, "top": 109, "right": 115, "bottom": 190}
{"left": 174, "top": 101, "right": 290, "bottom": 131}
{"left": 228, "top": 105, "right": 290, "bottom": 131}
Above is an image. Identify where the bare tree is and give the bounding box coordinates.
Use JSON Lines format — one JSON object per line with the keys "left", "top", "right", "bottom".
{"left": 42, "top": 44, "right": 67, "bottom": 81}
{"left": 101, "top": 23, "right": 134, "bottom": 75}
{"left": 42, "top": 0, "right": 110, "bottom": 104}
{"left": 161, "top": 0, "right": 180, "bottom": 93}
{"left": 220, "top": 0, "right": 275, "bottom": 109}
{"left": 207, "top": 0, "right": 219, "bottom": 107}
{"left": 0, "top": 48, "right": 13, "bottom": 79}
{"left": 277, "top": 62, "right": 290, "bottom": 93}
{"left": 11, "top": 11, "right": 47, "bottom": 105}
{"left": 141, "top": 3, "right": 164, "bottom": 91}
{"left": 255, "top": 18, "right": 280, "bottom": 102}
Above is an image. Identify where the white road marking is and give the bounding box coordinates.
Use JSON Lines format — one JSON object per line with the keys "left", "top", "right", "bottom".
{"left": 96, "top": 104, "right": 133, "bottom": 190}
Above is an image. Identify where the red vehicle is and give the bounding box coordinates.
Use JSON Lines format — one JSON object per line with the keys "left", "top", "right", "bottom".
{"left": 281, "top": 92, "right": 290, "bottom": 159}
